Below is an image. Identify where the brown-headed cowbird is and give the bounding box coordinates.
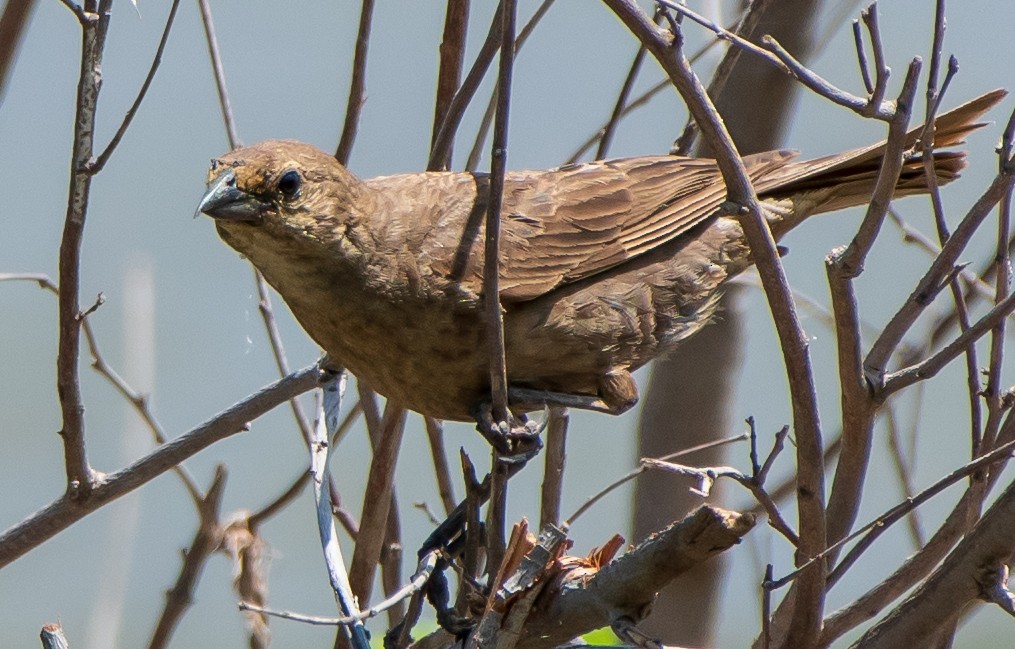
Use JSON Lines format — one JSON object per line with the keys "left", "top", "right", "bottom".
{"left": 198, "top": 90, "right": 1003, "bottom": 434}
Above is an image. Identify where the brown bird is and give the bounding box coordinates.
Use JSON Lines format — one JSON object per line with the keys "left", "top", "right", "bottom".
{"left": 198, "top": 90, "right": 1003, "bottom": 438}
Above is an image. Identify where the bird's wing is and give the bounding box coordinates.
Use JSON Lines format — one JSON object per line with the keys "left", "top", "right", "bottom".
{"left": 369, "top": 152, "right": 796, "bottom": 303}
{"left": 491, "top": 152, "right": 796, "bottom": 301}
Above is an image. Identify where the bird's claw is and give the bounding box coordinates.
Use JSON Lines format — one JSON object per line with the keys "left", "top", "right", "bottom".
{"left": 471, "top": 404, "right": 545, "bottom": 463}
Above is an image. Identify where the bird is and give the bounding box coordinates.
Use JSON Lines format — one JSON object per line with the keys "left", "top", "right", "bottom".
{"left": 198, "top": 90, "right": 1004, "bottom": 443}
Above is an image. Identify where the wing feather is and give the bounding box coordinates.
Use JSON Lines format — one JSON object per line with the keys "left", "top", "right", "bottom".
{"left": 372, "top": 152, "right": 798, "bottom": 303}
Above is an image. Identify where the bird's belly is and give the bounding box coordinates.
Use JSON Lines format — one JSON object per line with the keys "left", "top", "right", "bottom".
{"left": 281, "top": 280, "right": 491, "bottom": 421}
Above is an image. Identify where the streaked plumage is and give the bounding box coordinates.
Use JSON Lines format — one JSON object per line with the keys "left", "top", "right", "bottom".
{"left": 198, "top": 90, "right": 1004, "bottom": 422}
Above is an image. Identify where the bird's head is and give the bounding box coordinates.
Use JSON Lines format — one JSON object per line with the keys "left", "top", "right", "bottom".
{"left": 197, "top": 140, "right": 366, "bottom": 245}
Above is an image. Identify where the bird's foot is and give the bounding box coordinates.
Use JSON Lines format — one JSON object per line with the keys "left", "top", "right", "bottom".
{"left": 471, "top": 403, "right": 544, "bottom": 463}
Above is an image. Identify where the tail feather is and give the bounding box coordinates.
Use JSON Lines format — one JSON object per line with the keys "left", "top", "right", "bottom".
{"left": 757, "top": 88, "right": 1008, "bottom": 217}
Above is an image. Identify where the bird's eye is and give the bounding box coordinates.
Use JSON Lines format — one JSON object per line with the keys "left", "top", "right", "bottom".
{"left": 277, "top": 169, "right": 302, "bottom": 199}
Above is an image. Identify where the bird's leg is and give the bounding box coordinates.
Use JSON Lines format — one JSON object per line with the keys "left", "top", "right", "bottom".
{"left": 470, "top": 401, "right": 544, "bottom": 462}
{"left": 507, "top": 368, "right": 641, "bottom": 415}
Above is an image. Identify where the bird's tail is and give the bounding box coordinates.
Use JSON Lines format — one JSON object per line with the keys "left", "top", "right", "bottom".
{"left": 757, "top": 88, "right": 1008, "bottom": 230}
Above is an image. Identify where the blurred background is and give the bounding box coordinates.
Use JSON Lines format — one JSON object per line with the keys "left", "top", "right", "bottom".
{"left": 2, "top": 1, "right": 1014, "bottom": 647}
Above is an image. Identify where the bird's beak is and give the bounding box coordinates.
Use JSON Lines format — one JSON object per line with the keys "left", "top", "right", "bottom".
{"left": 197, "top": 169, "right": 267, "bottom": 222}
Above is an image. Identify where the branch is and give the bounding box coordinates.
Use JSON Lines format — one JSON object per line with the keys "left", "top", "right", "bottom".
{"left": 335, "top": 0, "right": 375, "bottom": 164}
{"left": 57, "top": 0, "right": 114, "bottom": 501}
{"left": 0, "top": 272, "right": 203, "bottom": 504}
{"left": 465, "top": 0, "right": 554, "bottom": 171}
{"left": 601, "top": 3, "right": 827, "bottom": 643}
{"left": 882, "top": 291, "right": 1015, "bottom": 395}
{"left": 866, "top": 136, "right": 1015, "bottom": 386}
{"left": 40, "top": 624, "right": 69, "bottom": 649}
{"left": 823, "top": 62, "right": 921, "bottom": 557}
{"left": 240, "top": 549, "right": 439, "bottom": 627}
{"left": 0, "top": 0, "right": 36, "bottom": 104}
{"left": 253, "top": 270, "right": 313, "bottom": 444}
{"left": 658, "top": 0, "right": 895, "bottom": 120}
{"left": 431, "top": 0, "right": 469, "bottom": 158}
{"left": 147, "top": 466, "right": 228, "bottom": 649}
{"left": 482, "top": 0, "right": 516, "bottom": 424}
{"left": 348, "top": 401, "right": 407, "bottom": 604}
{"left": 424, "top": 416, "right": 457, "bottom": 516}
{"left": 517, "top": 507, "right": 755, "bottom": 649}
{"left": 428, "top": 1, "right": 503, "bottom": 171}
{"left": 854, "top": 474, "right": 1015, "bottom": 648}
{"left": 91, "top": 0, "right": 181, "bottom": 172}
{"left": 539, "top": 407, "right": 568, "bottom": 528}
{"left": 197, "top": 0, "right": 240, "bottom": 148}
{"left": 309, "top": 371, "right": 370, "bottom": 649}
{"left": 0, "top": 362, "right": 322, "bottom": 569}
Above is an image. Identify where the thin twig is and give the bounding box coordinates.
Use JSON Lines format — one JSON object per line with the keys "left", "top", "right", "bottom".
{"left": 239, "top": 549, "right": 439, "bottom": 627}
{"left": 980, "top": 106, "right": 1015, "bottom": 455}
{"left": 851, "top": 20, "right": 873, "bottom": 94}
{"left": 148, "top": 467, "right": 227, "bottom": 649}
{"left": 1, "top": 273, "right": 203, "bottom": 503}
{"left": 335, "top": 0, "right": 375, "bottom": 164}
{"left": 348, "top": 402, "right": 407, "bottom": 604}
{"left": 596, "top": 10, "right": 652, "bottom": 160}
{"left": 886, "top": 210, "right": 997, "bottom": 303}
{"left": 56, "top": 0, "right": 114, "bottom": 501}
{"left": 465, "top": 0, "right": 554, "bottom": 171}
{"left": 253, "top": 270, "right": 314, "bottom": 445}
{"left": 831, "top": 59, "right": 921, "bottom": 277}
{"left": 657, "top": 0, "right": 894, "bottom": 121}
{"left": 859, "top": 5, "right": 889, "bottom": 117}
{"left": 197, "top": 0, "right": 240, "bottom": 149}
{"left": 0, "top": 362, "right": 322, "bottom": 568}
{"left": 0, "top": 0, "right": 37, "bottom": 104}
{"left": 865, "top": 137, "right": 1015, "bottom": 387}
{"left": 564, "top": 433, "right": 749, "bottom": 528}
{"left": 91, "top": 0, "right": 181, "bottom": 172}
{"left": 672, "top": 0, "right": 764, "bottom": 155}
{"left": 431, "top": 0, "right": 469, "bottom": 156}
{"left": 429, "top": 1, "right": 503, "bottom": 171}
{"left": 769, "top": 438, "right": 1015, "bottom": 591}
{"left": 884, "top": 405, "right": 925, "bottom": 548}
{"left": 882, "top": 291, "right": 1015, "bottom": 395}
{"left": 248, "top": 469, "right": 309, "bottom": 529}
{"left": 309, "top": 372, "right": 369, "bottom": 649}
{"left": 481, "top": 0, "right": 516, "bottom": 425}
{"left": 539, "top": 407, "right": 568, "bottom": 528}
{"left": 424, "top": 416, "right": 457, "bottom": 516}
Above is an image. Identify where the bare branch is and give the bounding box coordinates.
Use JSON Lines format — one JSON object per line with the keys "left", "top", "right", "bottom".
{"left": 853, "top": 472, "right": 1015, "bottom": 648}
{"left": 56, "top": 0, "right": 114, "bottom": 501}
{"left": 424, "top": 416, "right": 457, "bottom": 516}
{"left": 429, "top": 2, "right": 503, "bottom": 171}
{"left": 517, "top": 507, "right": 755, "bottom": 649}
{"left": 335, "top": 0, "right": 375, "bottom": 164}
{"left": 147, "top": 466, "right": 227, "bottom": 649}
{"left": 197, "top": 0, "right": 240, "bottom": 148}
{"left": 866, "top": 129, "right": 1015, "bottom": 386}
{"left": 0, "top": 0, "right": 36, "bottom": 104}
{"left": 308, "top": 371, "right": 370, "bottom": 649}
{"left": 253, "top": 270, "right": 314, "bottom": 445}
{"left": 91, "top": 0, "right": 181, "bottom": 172}
{"left": 348, "top": 402, "right": 407, "bottom": 604}
{"left": 482, "top": 0, "right": 517, "bottom": 426}
{"left": 539, "top": 407, "right": 568, "bottom": 528}
{"left": 431, "top": 0, "right": 469, "bottom": 155}
{"left": 0, "top": 362, "right": 322, "bottom": 569}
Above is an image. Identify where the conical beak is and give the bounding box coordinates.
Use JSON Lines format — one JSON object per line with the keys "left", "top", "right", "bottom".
{"left": 196, "top": 169, "right": 267, "bottom": 222}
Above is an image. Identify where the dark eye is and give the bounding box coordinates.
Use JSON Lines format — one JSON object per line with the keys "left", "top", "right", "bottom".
{"left": 277, "top": 169, "right": 302, "bottom": 199}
